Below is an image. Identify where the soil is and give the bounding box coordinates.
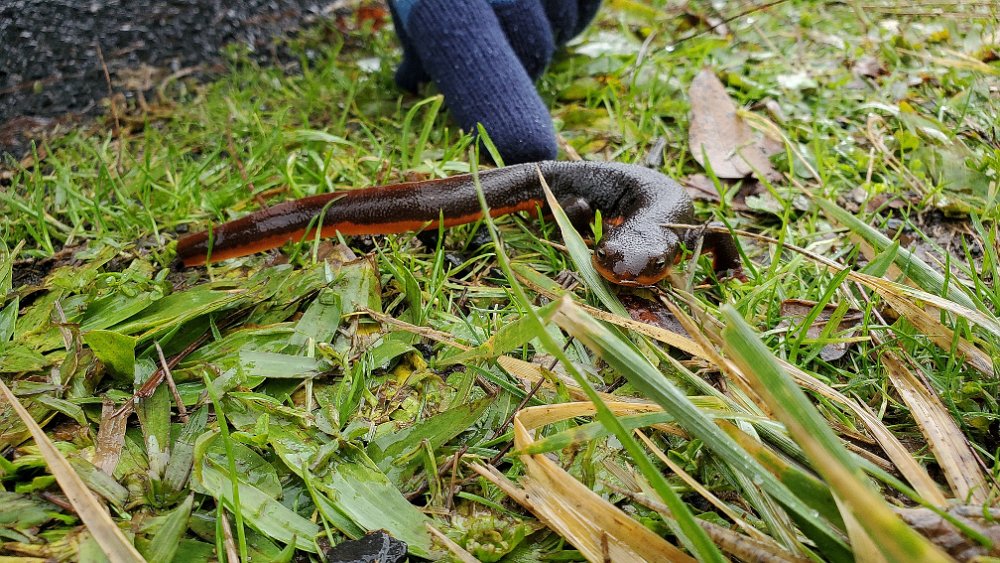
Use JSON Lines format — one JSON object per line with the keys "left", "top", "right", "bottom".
{"left": 0, "top": 0, "right": 348, "bottom": 157}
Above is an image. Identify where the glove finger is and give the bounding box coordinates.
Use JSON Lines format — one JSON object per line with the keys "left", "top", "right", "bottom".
{"left": 490, "top": 0, "right": 555, "bottom": 80}
{"left": 405, "top": 0, "right": 558, "bottom": 163}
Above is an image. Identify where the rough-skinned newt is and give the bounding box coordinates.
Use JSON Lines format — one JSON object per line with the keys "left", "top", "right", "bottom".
{"left": 176, "top": 161, "right": 742, "bottom": 286}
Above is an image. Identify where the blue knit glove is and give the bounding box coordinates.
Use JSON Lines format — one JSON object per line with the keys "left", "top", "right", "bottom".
{"left": 389, "top": 0, "right": 602, "bottom": 164}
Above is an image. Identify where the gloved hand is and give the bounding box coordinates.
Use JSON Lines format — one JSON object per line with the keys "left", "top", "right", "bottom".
{"left": 389, "top": 0, "right": 602, "bottom": 164}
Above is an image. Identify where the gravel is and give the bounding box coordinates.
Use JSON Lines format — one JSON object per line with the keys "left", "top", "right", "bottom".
{"left": 0, "top": 0, "right": 344, "bottom": 155}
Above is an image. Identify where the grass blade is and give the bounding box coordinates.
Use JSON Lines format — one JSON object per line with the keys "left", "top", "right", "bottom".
{"left": 471, "top": 160, "right": 725, "bottom": 561}
{"left": 552, "top": 301, "right": 850, "bottom": 554}
{"left": 719, "top": 305, "right": 951, "bottom": 562}
{"left": 815, "top": 198, "right": 979, "bottom": 311}
{"left": 144, "top": 494, "right": 195, "bottom": 562}
{"left": 0, "top": 378, "right": 145, "bottom": 563}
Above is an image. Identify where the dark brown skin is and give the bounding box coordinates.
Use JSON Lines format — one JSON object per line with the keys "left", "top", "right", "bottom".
{"left": 176, "top": 161, "right": 743, "bottom": 285}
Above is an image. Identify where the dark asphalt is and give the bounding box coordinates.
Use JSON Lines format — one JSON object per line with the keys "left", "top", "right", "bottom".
{"left": 0, "top": 0, "right": 346, "bottom": 156}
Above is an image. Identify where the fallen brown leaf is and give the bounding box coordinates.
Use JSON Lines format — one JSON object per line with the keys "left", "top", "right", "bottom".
{"left": 880, "top": 349, "right": 990, "bottom": 504}
{"left": 894, "top": 505, "right": 1000, "bottom": 561}
{"left": 682, "top": 173, "right": 723, "bottom": 202}
{"left": 471, "top": 401, "right": 697, "bottom": 562}
{"left": 777, "top": 299, "right": 864, "bottom": 361}
{"left": 688, "top": 68, "right": 781, "bottom": 181}
{"left": 94, "top": 399, "right": 129, "bottom": 476}
{"left": 618, "top": 294, "right": 689, "bottom": 336}
{"left": 852, "top": 55, "right": 888, "bottom": 79}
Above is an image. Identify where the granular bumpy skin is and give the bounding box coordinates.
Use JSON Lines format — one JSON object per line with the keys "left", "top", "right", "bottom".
{"left": 177, "top": 160, "right": 744, "bottom": 286}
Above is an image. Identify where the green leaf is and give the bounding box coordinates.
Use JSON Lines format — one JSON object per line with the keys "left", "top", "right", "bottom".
{"left": 143, "top": 495, "right": 194, "bottom": 563}
{"left": 194, "top": 434, "right": 319, "bottom": 552}
{"left": 0, "top": 491, "right": 61, "bottom": 529}
{"left": 68, "top": 457, "right": 130, "bottom": 508}
{"left": 0, "top": 296, "right": 18, "bottom": 342}
{"left": 188, "top": 512, "right": 291, "bottom": 561}
{"left": 333, "top": 261, "right": 382, "bottom": 317}
{"left": 720, "top": 305, "right": 951, "bottom": 563}
{"left": 32, "top": 395, "right": 86, "bottom": 426}
{"left": 164, "top": 408, "right": 209, "bottom": 494}
{"left": 203, "top": 435, "right": 282, "bottom": 499}
{"left": 0, "top": 343, "right": 50, "bottom": 373}
{"left": 267, "top": 421, "right": 439, "bottom": 558}
{"left": 362, "top": 332, "right": 416, "bottom": 369}
{"left": 860, "top": 241, "right": 900, "bottom": 277}
{"left": 169, "top": 539, "right": 216, "bottom": 562}
{"left": 80, "top": 288, "right": 164, "bottom": 332}
{"left": 135, "top": 360, "right": 172, "bottom": 483}
{"left": 239, "top": 350, "right": 323, "bottom": 379}
{"left": 439, "top": 300, "right": 560, "bottom": 366}
{"left": 82, "top": 330, "right": 137, "bottom": 378}
{"left": 0, "top": 240, "right": 15, "bottom": 296}
{"left": 368, "top": 397, "right": 491, "bottom": 483}
{"left": 290, "top": 288, "right": 342, "bottom": 346}
{"left": 107, "top": 286, "right": 249, "bottom": 340}
{"left": 310, "top": 443, "right": 439, "bottom": 558}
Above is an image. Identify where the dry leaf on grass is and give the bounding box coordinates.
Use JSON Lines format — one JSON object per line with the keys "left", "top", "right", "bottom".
{"left": 618, "top": 293, "right": 689, "bottom": 336}
{"left": 682, "top": 173, "right": 771, "bottom": 214}
{"left": 895, "top": 506, "right": 1000, "bottom": 561}
{"left": 877, "top": 290, "right": 994, "bottom": 378}
{"left": 852, "top": 55, "right": 888, "bottom": 79}
{"left": 688, "top": 68, "right": 782, "bottom": 181}
{"left": 850, "top": 406, "right": 948, "bottom": 506}
{"left": 471, "top": 402, "right": 696, "bottom": 562}
{"left": 879, "top": 350, "right": 991, "bottom": 504}
{"left": 94, "top": 398, "right": 129, "bottom": 476}
{"left": 682, "top": 173, "right": 725, "bottom": 202}
{"left": 777, "top": 299, "right": 864, "bottom": 361}
{"left": 609, "top": 467, "right": 814, "bottom": 563}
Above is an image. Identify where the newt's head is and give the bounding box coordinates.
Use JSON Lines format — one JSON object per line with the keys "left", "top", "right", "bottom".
{"left": 591, "top": 226, "right": 681, "bottom": 286}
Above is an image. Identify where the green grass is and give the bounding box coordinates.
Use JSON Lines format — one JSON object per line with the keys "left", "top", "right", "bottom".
{"left": 2, "top": 1, "right": 999, "bottom": 561}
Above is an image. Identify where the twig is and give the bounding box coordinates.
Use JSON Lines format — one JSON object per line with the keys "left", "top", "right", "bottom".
{"left": 113, "top": 329, "right": 214, "bottom": 417}
{"left": 360, "top": 307, "right": 470, "bottom": 351}
{"left": 669, "top": 0, "right": 791, "bottom": 49}
{"left": 155, "top": 342, "right": 189, "bottom": 423}
{"left": 51, "top": 300, "right": 76, "bottom": 354}
{"left": 40, "top": 491, "right": 75, "bottom": 513}
{"left": 405, "top": 445, "right": 468, "bottom": 502}
{"left": 445, "top": 445, "right": 467, "bottom": 511}
{"left": 219, "top": 510, "right": 240, "bottom": 563}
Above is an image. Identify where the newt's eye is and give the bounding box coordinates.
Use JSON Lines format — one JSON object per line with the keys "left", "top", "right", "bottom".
{"left": 595, "top": 247, "right": 607, "bottom": 261}
{"left": 653, "top": 257, "right": 668, "bottom": 270}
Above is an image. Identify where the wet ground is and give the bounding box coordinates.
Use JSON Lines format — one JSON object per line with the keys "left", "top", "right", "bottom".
{"left": 0, "top": 0, "right": 347, "bottom": 157}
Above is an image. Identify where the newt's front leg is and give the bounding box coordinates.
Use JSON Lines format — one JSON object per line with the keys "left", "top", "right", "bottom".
{"left": 684, "top": 223, "right": 746, "bottom": 281}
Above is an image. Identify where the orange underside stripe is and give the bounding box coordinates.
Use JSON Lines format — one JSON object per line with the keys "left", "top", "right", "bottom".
{"left": 189, "top": 199, "right": 544, "bottom": 265}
